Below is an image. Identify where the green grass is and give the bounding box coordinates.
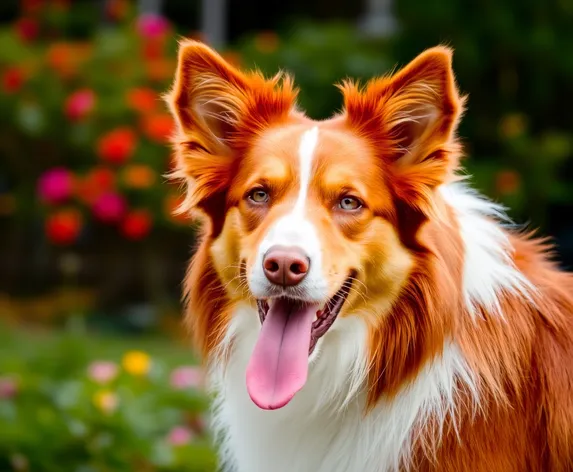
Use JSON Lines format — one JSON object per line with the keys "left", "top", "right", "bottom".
{"left": 0, "top": 323, "right": 197, "bottom": 367}
{"left": 0, "top": 323, "right": 216, "bottom": 472}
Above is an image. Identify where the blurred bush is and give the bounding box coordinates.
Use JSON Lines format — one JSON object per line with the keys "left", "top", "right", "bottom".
{"left": 0, "top": 2, "right": 200, "bottom": 311}
{"left": 236, "top": 22, "right": 392, "bottom": 119}
{"left": 2, "top": 0, "right": 573, "bottom": 310}
{"left": 0, "top": 3, "right": 189, "bottom": 243}
{"left": 390, "top": 0, "right": 573, "bottom": 230}
{"left": 0, "top": 326, "right": 215, "bottom": 471}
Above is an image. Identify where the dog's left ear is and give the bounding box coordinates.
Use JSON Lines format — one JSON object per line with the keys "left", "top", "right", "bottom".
{"left": 341, "top": 46, "right": 465, "bottom": 208}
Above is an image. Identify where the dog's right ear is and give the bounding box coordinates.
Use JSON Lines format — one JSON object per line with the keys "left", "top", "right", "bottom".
{"left": 165, "top": 40, "right": 297, "bottom": 217}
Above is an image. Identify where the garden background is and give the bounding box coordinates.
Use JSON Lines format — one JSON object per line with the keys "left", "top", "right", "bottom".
{"left": 1, "top": 0, "right": 573, "bottom": 470}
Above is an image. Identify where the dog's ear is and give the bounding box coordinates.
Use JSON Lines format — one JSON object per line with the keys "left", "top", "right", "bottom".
{"left": 340, "top": 46, "right": 465, "bottom": 210}
{"left": 165, "top": 40, "right": 297, "bottom": 219}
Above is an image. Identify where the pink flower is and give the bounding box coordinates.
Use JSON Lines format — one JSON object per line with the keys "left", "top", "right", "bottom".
{"left": 0, "top": 377, "right": 18, "bottom": 399}
{"left": 136, "top": 13, "right": 169, "bottom": 39}
{"left": 37, "top": 167, "right": 74, "bottom": 204}
{"left": 92, "top": 192, "right": 126, "bottom": 223}
{"left": 65, "top": 89, "right": 95, "bottom": 121}
{"left": 170, "top": 366, "right": 204, "bottom": 390}
{"left": 167, "top": 426, "right": 194, "bottom": 446}
{"left": 87, "top": 361, "right": 118, "bottom": 384}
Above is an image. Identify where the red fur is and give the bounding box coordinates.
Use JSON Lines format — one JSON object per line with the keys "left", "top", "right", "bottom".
{"left": 165, "top": 40, "right": 573, "bottom": 470}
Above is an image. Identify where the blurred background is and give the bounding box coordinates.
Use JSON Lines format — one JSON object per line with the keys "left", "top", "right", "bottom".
{"left": 1, "top": 0, "right": 573, "bottom": 470}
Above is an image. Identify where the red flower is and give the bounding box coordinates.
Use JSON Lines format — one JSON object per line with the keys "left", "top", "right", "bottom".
{"left": 14, "top": 17, "right": 39, "bottom": 43}
{"left": 142, "top": 40, "right": 163, "bottom": 60}
{"left": 126, "top": 87, "right": 158, "bottom": 114}
{"left": 92, "top": 192, "right": 126, "bottom": 223}
{"left": 65, "top": 89, "right": 95, "bottom": 121}
{"left": 121, "top": 209, "right": 152, "bottom": 240}
{"left": 141, "top": 114, "right": 174, "bottom": 142}
{"left": 495, "top": 170, "right": 521, "bottom": 195}
{"left": 2, "top": 68, "right": 25, "bottom": 93}
{"left": 97, "top": 128, "right": 137, "bottom": 164}
{"left": 21, "top": 0, "right": 43, "bottom": 14}
{"left": 76, "top": 167, "right": 116, "bottom": 204}
{"left": 45, "top": 209, "right": 82, "bottom": 245}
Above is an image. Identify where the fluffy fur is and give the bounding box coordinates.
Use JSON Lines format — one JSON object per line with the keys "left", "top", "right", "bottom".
{"left": 165, "top": 40, "right": 573, "bottom": 472}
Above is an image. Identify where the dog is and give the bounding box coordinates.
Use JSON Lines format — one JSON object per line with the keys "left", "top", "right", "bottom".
{"left": 165, "top": 40, "right": 573, "bottom": 472}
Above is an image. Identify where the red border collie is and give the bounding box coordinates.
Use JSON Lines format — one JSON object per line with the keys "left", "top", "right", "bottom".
{"left": 165, "top": 40, "right": 573, "bottom": 472}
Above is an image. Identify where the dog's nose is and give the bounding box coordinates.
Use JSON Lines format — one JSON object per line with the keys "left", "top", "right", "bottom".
{"left": 262, "top": 245, "right": 310, "bottom": 287}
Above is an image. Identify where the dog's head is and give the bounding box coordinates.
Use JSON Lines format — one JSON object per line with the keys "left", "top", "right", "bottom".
{"left": 166, "top": 41, "right": 464, "bottom": 410}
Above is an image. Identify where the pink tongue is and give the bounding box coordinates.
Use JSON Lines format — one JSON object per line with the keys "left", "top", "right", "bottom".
{"left": 246, "top": 299, "right": 319, "bottom": 410}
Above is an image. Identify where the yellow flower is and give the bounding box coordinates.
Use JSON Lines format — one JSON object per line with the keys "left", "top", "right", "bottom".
{"left": 122, "top": 350, "right": 151, "bottom": 376}
{"left": 122, "top": 164, "right": 156, "bottom": 189}
{"left": 93, "top": 389, "right": 118, "bottom": 414}
{"left": 499, "top": 113, "right": 527, "bottom": 139}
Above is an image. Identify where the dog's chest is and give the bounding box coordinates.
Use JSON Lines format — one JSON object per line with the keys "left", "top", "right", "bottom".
{"left": 211, "top": 366, "right": 385, "bottom": 472}
{"left": 208, "top": 306, "right": 468, "bottom": 472}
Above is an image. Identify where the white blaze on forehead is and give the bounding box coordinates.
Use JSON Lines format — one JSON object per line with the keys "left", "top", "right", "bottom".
{"left": 293, "top": 126, "right": 319, "bottom": 214}
{"left": 249, "top": 126, "right": 327, "bottom": 301}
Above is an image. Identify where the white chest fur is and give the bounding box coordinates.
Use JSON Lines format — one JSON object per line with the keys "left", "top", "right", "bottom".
{"left": 207, "top": 305, "right": 477, "bottom": 472}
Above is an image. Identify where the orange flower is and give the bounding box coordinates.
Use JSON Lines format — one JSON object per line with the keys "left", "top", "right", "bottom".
{"left": 141, "top": 114, "right": 174, "bottom": 142}
{"left": 122, "top": 164, "right": 156, "bottom": 189}
{"left": 126, "top": 87, "right": 158, "bottom": 114}
{"left": 254, "top": 31, "right": 280, "bottom": 54}
{"left": 46, "top": 42, "right": 91, "bottom": 78}
{"left": 144, "top": 58, "right": 175, "bottom": 82}
{"left": 105, "top": 0, "right": 130, "bottom": 21}
{"left": 97, "top": 127, "right": 137, "bottom": 164}
{"left": 45, "top": 209, "right": 82, "bottom": 245}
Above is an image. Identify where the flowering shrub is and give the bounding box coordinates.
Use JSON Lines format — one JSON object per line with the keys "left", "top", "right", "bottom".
{"left": 0, "top": 4, "right": 190, "bottom": 247}
{"left": 0, "top": 327, "right": 215, "bottom": 471}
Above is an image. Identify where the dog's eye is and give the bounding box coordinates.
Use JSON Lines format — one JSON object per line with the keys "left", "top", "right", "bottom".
{"left": 339, "top": 196, "right": 362, "bottom": 211}
{"left": 248, "top": 189, "right": 270, "bottom": 204}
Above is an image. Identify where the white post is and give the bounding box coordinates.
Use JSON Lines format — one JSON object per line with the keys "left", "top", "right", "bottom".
{"left": 201, "top": 0, "right": 227, "bottom": 48}
{"left": 358, "top": 0, "right": 397, "bottom": 38}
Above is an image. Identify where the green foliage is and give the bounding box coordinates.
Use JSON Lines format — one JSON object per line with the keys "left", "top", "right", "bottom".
{"left": 0, "top": 327, "right": 216, "bottom": 471}
{"left": 390, "top": 0, "right": 573, "bottom": 226}
{"left": 236, "top": 22, "right": 392, "bottom": 119}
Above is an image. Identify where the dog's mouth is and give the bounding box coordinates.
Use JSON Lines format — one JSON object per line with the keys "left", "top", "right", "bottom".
{"left": 256, "top": 275, "right": 354, "bottom": 355}
{"left": 246, "top": 274, "right": 354, "bottom": 411}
